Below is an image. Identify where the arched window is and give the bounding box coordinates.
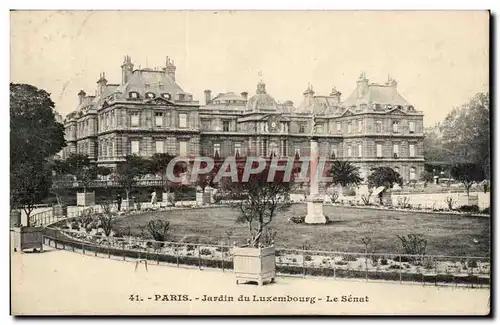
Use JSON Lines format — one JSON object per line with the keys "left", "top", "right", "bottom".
{"left": 161, "top": 93, "right": 171, "bottom": 100}
{"left": 145, "top": 92, "right": 155, "bottom": 99}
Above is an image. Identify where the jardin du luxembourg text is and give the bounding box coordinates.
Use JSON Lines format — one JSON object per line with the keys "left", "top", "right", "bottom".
{"left": 128, "top": 293, "right": 370, "bottom": 305}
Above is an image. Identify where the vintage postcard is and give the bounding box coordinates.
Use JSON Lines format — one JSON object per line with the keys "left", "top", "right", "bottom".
{"left": 9, "top": 10, "right": 491, "bottom": 316}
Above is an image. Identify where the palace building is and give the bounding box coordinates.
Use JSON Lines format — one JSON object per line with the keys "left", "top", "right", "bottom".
{"left": 61, "top": 56, "right": 424, "bottom": 182}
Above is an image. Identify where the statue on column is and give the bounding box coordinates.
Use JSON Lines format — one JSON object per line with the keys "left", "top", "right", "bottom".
{"left": 310, "top": 114, "right": 317, "bottom": 136}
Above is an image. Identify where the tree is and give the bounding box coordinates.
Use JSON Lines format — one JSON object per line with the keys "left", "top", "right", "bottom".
{"left": 419, "top": 170, "right": 434, "bottom": 187}
{"left": 10, "top": 83, "right": 66, "bottom": 166}
{"left": 440, "top": 92, "right": 490, "bottom": 178}
{"left": 326, "top": 159, "right": 363, "bottom": 188}
{"left": 450, "top": 163, "right": 484, "bottom": 196}
{"left": 148, "top": 153, "right": 176, "bottom": 191}
{"left": 10, "top": 83, "right": 65, "bottom": 219}
{"left": 222, "top": 160, "right": 294, "bottom": 248}
{"left": 367, "top": 167, "right": 403, "bottom": 204}
{"left": 115, "top": 155, "right": 149, "bottom": 200}
{"left": 59, "top": 153, "right": 112, "bottom": 193}
{"left": 11, "top": 160, "right": 52, "bottom": 225}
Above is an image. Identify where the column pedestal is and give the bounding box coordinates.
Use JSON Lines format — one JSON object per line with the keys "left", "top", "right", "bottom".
{"left": 305, "top": 196, "right": 327, "bottom": 224}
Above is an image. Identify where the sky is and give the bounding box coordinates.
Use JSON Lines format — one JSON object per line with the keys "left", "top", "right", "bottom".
{"left": 10, "top": 10, "right": 489, "bottom": 126}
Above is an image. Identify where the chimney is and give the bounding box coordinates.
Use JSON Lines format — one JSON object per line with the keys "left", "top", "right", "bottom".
{"left": 121, "top": 55, "right": 134, "bottom": 85}
{"left": 386, "top": 75, "right": 398, "bottom": 88}
{"left": 163, "top": 56, "right": 176, "bottom": 81}
{"left": 241, "top": 92, "right": 248, "bottom": 100}
{"left": 96, "top": 72, "right": 107, "bottom": 96}
{"left": 356, "top": 72, "right": 369, "bottom": 98}
{"left": 78, "top": 90, "right": 86, "bottom": 105}
{"left": 329, "top": 87, "right": 342, "bottom": 105}
{"left": 204, "top": 90, "right": 212, "bottom": 105}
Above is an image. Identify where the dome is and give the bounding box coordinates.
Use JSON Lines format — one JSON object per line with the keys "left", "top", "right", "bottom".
{"left": 245, "top": 81, "right": 278, "bottom": 112}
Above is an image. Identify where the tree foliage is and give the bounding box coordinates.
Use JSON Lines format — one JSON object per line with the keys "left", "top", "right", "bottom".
{"left": 367, "top": 167, "right": 403, "bottom": 189}
{"left": 450, "top": 163, "right": 484, "bottom": 196}
{"left": 327, "top": 159, "right": 363, "bottom": 187}
{"left": 56, "top": 153, "right": 111, "bottom": 192}
{"left": 10, "top": 83, "right": 65, "bottom": 219}
{"left": 440, "top": 92, "right": 490, "bottom": 178}
{"left": 115, "top": 155, "right": 150, "bottom": 199}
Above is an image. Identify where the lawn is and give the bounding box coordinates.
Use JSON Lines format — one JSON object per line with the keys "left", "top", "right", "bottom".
{"left": 113, "top": 205, "right": 490, "bottom": 257}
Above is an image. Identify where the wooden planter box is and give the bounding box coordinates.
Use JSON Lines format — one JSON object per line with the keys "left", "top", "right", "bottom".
{"left": 233, "top": 245, "right": 276, "bottom": 286}
{"left": 52, "top": 204, "right": 67, "bottom": 217}
{"left": 122, "top": 198, "right": 135, "bottom": 211}
{"left": 163, "top": 192, "right": 175, "bottom": 206}
{"left": 10, "top": 227, "right": 44, "bottom": 252}
{"left": 77, "top": 192, "right": 95, "bottom": 207}
{"left": 10, "top": 210, "right": 21, "bottom": 227}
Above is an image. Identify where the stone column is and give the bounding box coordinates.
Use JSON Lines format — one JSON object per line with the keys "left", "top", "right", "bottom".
{"left": 305, "top": 136, "right": 327, "bottom": 224}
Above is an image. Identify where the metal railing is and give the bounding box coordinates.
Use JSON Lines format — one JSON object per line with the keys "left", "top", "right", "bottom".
{"left": 42, "top": 227, "right": 490, "bottom": 288}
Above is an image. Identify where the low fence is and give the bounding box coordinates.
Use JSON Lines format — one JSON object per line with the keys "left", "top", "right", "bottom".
{"left": 42, "top": 227, "right": 490, "bottom": 288}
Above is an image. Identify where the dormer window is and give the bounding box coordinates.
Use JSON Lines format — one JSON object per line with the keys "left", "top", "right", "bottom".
{"left": 161, "top": 93, "right": 171, "bottom": 100}
{"left": 129, "top": 91, "right": 139, "bottom": 99}
{"left": 158, "top": 82, "right": 164, "bottom": 89}
{"left": 146, "top": 92, "right": 155, "bottom": 99}
{"left": 386, "top": 104, "right": 393, "bottom": 110}
{"left": 408, "top": 105, "right": 415, "bottom": 112}
{"left": 145, "top": 82, "right": 150, "bottom": 88}
{"left": 178, "top": 93, "right": 186, "bottom": 101}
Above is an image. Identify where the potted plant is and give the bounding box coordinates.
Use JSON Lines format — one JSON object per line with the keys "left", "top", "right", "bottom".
{"left": 223, "top": 159, "right": 293, "bottom": 286}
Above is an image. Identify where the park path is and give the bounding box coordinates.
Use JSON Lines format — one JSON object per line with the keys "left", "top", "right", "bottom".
{"left": 11, "top": 247, "right": 489, "bottom": 316}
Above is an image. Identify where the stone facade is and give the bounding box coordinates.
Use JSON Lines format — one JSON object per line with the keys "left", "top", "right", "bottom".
{"left": 62, "top": 57, "right": 424, "bottom": 183}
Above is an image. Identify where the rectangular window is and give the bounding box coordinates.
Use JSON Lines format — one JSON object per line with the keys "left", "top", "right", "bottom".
{"left": 347, "top": 122, "right": 352, "bottom": 134}
{"left": 234, "top": 143, "right": 241, "bottom": 157}
{"left": 358, "top": 120, "right": 363, "bottom": 133}
{"left": 282, "top": 139, "right": 287, "bottom": 157}
{"left": 131, "top": 140, "right": 140, "bottom": 155}
{"left": 105, "top": 113, "right": 109, "bottom": 129}
{"left": 409, "top": 144, "right": 415, "bottom": 157}
{"left": 347, "top": 145, "right": 352, "bottom": 157}
{"left": 110, "top": 112, "right": 115, "bottom": 128}
{"left": 376, "top": 144, "right": 383, "bottom": 158}
{"left": 155, "top": 140, "right": 164, "bottom": 153}
{"left": 317, "top": 123, "right": 323, "bottom": 134}
{"left": 223, "top": 120, "right": 230, "bottom": 132}
{"left": 155, "top": 112, "right": 163, "bottom": 127}
{"left": 179, "top": 113, "right": 187, "bottom": 128}
{"left": 336, "top": 122, "right": 341, "bottom": 133}
{"left": 409, "top": 121, "right": 415, "bottom": 133}
{"left": 299, "top": 123, "right": 305, "bottom": 133}
{"left": 295, "top": 147, "right": 300, "bottom": 158}
{"left": 332, "top": 146, "right": 338, "bottom": 159}
{"left": 179, "top": 141, "right": 188, "bottom": 156}
{"left": 130, "top": 112, "right": 140, "bottom": 127}
{"left": 358, "top": 144, "right": 362, "bottom": 157}
{"left": 213, "top": 143, "right": 221, "bottom": 157}
{"left": 393, "top": 144, "right": 400, "bottom": 158}
{"left": 392, "top": 120, "right": 399, "bottom": 133}
{"left": 376, "top": 121, "right": 382, "bottom": 133}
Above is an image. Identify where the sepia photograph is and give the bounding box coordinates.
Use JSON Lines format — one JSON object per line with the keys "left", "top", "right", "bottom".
{"left": 9, "top": 10, "right": 491, "bottom": 316}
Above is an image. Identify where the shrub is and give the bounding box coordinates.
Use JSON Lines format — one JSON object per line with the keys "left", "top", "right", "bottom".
{"left": 304, "top": 255, "right": 312, "bottom": 262}
{"left": 397, "top": 234, "right": 427, "bottom": 261}
{"left": 388, "top": 264, "right": 403, "bottom": 270}
{"left": 71, "top": 222, "right": 80, "bottom": 230}
{"left": 215, "top": 246, "right": 230, "bottom": 253}
{"left": 380, "top": 258, "right": 389, "bottom": 266}
{"left": 289, "top": 216, "right": 305, "bottom": 224}
{"left": 360, "top": 194, "right": 371, "bottom": 206}
{"left": 200, "top": 248, "right": 212, "bottom": 256}
{"left": 335, "top": 260, "right": 348, "bottom": 266}
{"left": 457, "top": 205, "right": 480, "bottom": 213}
{"left": 342, "top": 254, "right": 358, "bottom": 262}
{"left": 186, "top": 245, "right": 195, "bottom": 251}
{"left": 481, "top": 207, "right": 490, "bottom": 214}
{"left": 147, "top": 218, "right": 170, "bottom": 242}
{"left": 468, "top": 260, "right": 478, "bottom": 268}
{"left": 329, "top": 192, "right": 339, "bottom": 204}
